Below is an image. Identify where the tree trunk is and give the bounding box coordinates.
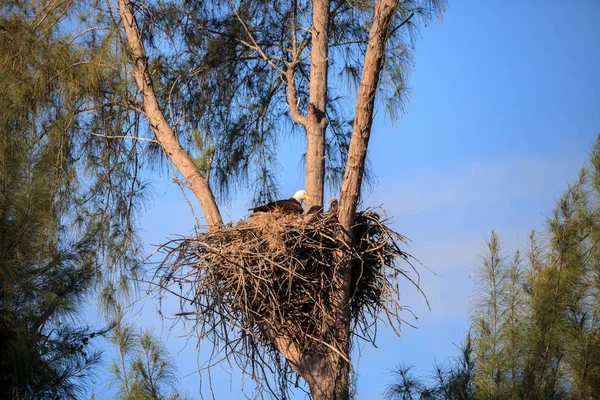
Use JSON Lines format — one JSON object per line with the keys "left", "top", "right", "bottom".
{"left": 305, "top": 0, "right": 331, "bottom": 209}
{"left": 117, "top": 0, "right": 223, "bottom": 230}
{"left": 322, "top": 1, "right": 399, "bottom": 399}
{"left": 338, "top": 0, "right": 398, "bottom": 232}
{"left": 301, "top": 355, "right": 349, "bottom": 400}
{"left": 295, "top": 3, "right": 399, "bottom": 397}
{"left": 267, "top": 320, "right": 350, "bottom": 399}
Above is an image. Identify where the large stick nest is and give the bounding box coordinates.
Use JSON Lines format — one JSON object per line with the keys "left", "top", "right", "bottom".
{"left": 156, "top": 208, "right": 424, "bottom": 396}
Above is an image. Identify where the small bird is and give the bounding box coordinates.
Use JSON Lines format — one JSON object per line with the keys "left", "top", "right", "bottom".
{"left": 306, "top": 205, "right": 323, "bottom": 215}
{"left": 305, "top": 197, "right": 338, "bottom": 223}
{"left": 248, "top": 190, "right": 310, "bottom": 215}
{"left": 327, "top": 197, "right": 339, "bottom": 215}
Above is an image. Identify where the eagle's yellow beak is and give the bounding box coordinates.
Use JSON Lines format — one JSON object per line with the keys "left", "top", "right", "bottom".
{"left": 304, "top": 194, "right": 310, "bottom": 200}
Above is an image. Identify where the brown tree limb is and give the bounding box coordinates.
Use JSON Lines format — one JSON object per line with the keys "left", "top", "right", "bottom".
{"left": 388, "top": 11, "right": 414, "bottom": 38}
{"left": 116, "top": 0, "right": 223, "bottom": 229}
{"left": 285, "top": 66, "right": 308, "bottom": 126}
{"left": 338, "top": 0, "right": 399, "bottom": 234}
{"left": 328, "top": 1, "right": 400, "bottom": 398}
{"left": 283, "top": 1, "right": 308, "bottom": 127}
{"left": 305, "top": 0, "right": 331, "bottom": 209}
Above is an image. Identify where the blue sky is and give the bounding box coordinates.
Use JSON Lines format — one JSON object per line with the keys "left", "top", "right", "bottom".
{"left": 91, "top": 0, "right": 600, "bottom": 398}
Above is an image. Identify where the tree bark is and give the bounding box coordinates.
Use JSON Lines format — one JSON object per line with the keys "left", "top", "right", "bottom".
{"left": 279, "top": 2, "right": 399, "bottom": 399}
{"left": 338, "top": 0, "right": 398, "bottom": 233}
{"left": 300, "top": 356, "right": 349, "bottom": 400}
{"left": 305, "top": 0, "right": 331, "bottom": 209}
{"left": 310, "top": 1, "right": 399, "bottom": 399}
{"left": 266, "top": 318, "right": 350, "bottom": 399}
{"left": 116, "top": 0, "right": 223, "bottom": 230}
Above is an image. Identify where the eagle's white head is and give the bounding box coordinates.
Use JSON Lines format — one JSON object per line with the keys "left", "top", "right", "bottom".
{"left": 293, "top": 190, "right": 310, "bottom": 205}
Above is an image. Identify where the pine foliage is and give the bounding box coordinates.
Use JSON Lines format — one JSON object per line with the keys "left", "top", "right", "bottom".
{"left": 385, "top": 134, "right": 600, "bottom": 400}
{"left": 134, "top": 0, "right": 445, "bottom": 204}
{"left": 109, "top": 314, "right": 186, "bottom": 400}
{"left": 0, "top": 1, "right": 149, "bottom": 396}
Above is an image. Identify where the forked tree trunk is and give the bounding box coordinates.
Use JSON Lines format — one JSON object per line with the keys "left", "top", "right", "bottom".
{"left": 305, "top": 0, "right": 331, "bottom": 209}
{"left": 278, "top": 1, "right": 399, "bottom": 398}
{"left": 117, "top": 0, "right": 223, "bottom": 230}
{"left": 308, "top": 0, "right": 399, "bottom": 398}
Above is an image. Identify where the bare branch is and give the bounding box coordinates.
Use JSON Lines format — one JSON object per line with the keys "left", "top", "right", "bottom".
{"left": 388, "top": 12, "right": 414, "bottom": 38}
{"left": 116, "top": 0, "right": 223, "bottom": 229}
{"left": 284, "top": 66, "right": 308, "bottom": 126}
{"left": 228, "top": 0, "right": 285, "bottom": 74}
{"left": 88, "top": 132, "right": 158, "bottom": 143}
{"left": 305, "top": 0, "right": 332, "bottom": 209}
{"left": 339, "top": 0, "right": 399, "bottom": 233}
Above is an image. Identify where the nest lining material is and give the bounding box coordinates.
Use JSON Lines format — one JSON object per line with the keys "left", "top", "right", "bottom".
{"left": 157, "top": 208, "right": 423, "bottom": 384}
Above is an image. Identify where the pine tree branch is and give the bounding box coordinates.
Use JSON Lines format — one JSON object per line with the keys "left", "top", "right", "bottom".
{"left": 284, "top": 65, "right": 308, "bottom": 126}
{"left": 228, "top": 0, "right": 285, "bottom": 74}
{"left": 116, "top": 0, "right": 223, "bottom": 229}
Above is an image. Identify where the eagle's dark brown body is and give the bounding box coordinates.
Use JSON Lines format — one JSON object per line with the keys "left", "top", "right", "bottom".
{"left": 248, "top": 198, "right": 303, "bottom": 214}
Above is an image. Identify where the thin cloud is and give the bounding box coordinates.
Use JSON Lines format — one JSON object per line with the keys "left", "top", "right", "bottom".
{"left": 375, "top": 156, "right": 582, "bottom": 216}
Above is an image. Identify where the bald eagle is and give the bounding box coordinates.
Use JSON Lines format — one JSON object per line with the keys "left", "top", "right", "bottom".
{"left": 249, "top": 190, "right": 310, "bottom": 215}
{"left": 305, "top": 205, "right": 323, "bottom": 215}
{"left": 306, "top": 198, "right": 337, "bottom": 216}
{"left": 327, "top": 197, "right": 338, "bottom": 215}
